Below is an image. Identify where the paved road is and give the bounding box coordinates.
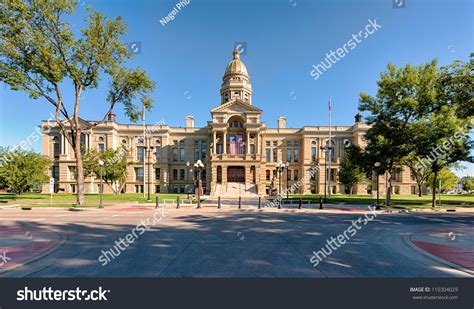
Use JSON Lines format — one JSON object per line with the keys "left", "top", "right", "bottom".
{"left": 0, "top": 205, "right": 472, "bottom": 277}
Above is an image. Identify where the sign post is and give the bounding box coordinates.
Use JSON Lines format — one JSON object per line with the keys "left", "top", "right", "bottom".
{"left": 49, "top": 178, "right": 54, "bottom": 206}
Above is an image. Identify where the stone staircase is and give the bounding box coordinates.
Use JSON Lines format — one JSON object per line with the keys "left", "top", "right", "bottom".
{"left": 213, "top": 182, "right": 258, "bottom": 197}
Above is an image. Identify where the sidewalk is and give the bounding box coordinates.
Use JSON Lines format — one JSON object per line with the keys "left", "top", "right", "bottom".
{"left": 410, "top": 227, "right": 474, "bottom": 272}
{"left": 0, "top": 225, "right": 63, "bottom": 274}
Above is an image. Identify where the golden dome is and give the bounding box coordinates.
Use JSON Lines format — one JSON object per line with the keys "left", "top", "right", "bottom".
{"left": 224, "top": 48, "right": 248, "bottom": 76}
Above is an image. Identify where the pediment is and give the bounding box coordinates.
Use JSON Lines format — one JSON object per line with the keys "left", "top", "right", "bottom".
{"left": 210, "top": 99, "right": 262, "bottom": 114}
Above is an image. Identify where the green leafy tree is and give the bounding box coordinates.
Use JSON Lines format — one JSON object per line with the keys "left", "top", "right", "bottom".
{"left": 462, "top": 176, "right": 474, "bottom": 192}
{"left": 359, "top": 61, "right": 438, "bottom": 205}
{"left": 411, "top": 60, "right": 473, "bottom": 206}
{"left": 427, "top": 167, "right": 459, "bottom": 192}
{"left": 83, "top": 147, "right": 129, "bottom": 195}
{"left": 338, "top": 145, "right": 366, "bottom": 195}
{"left": 0, "top": 149, "right": 51, "bottom": 194}
{"left": 0, "top": 0, "right": 155, "bottom": 205}
{"left": 403, "top": 152, "right": 431, "bottom": 197}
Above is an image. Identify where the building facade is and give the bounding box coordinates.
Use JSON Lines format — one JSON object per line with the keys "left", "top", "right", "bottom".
{"left": 41, "top": 49, "right": 418, "bottom": 196}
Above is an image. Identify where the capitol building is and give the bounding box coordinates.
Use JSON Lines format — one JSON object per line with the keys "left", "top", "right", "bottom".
{"left": 42, "top": 49, "right": 417, "bottom": 196}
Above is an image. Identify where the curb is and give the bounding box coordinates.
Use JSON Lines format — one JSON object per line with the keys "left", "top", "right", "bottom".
{"left": 403, "top": 233, "right": 474, "bottom": 277}
{"left": 0, "top": 227, "right": 67, "bottom": 276}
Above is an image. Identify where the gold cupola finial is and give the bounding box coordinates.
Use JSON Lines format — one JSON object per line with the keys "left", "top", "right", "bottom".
{"left": 233, "top": 48, "right": 240, "bottom": 60}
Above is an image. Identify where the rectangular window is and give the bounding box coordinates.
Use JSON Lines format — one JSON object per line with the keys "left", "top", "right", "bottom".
{"left": 137, "top": 147, "right": 145, "bottom": 162}
{"left": 194, "top": 148, "right": 200, "bottom": 161}
{"left": 53, "top": 141, "right": 60, "bottom": 158}
{"left": 201, "top": 169, "right": 206, "bottom": 181}
{"left": 155, "top": 147, "right": 161, "bottom": 161}
{"left": 311, "top": 147, "right": 317, "bottom": 161}
{"left": 287, "top": 170, "right": 291, "bottom": 181}
{"left": 180, "top": 169, "right": 185, "bottom": 180}
{"left": 135, "top": 167, "right": 144, "bottom": 181}
{"left": 98, "top": 143, "right": 105, "bottom": 153}
{"left": 68, "top": 166, "right": 76, "bottom": 180}
{"left": 180, "top": 185, "right": 185, "bottom": 193}
{"left": 180, "top": 148, "right": 185, "bottom": 161}
{"left": 294, "top": 170, "right": 299, "bottom": 181}
{"left": 272, "top": 148, "right": 277, "bottom": 162}
{"left": 155, "top": 185, "right": 160, "bottom": 193}
{"left": 201, "top": 148, "right": 207, "bottom": 160}
{"left": 293, "top": 149, "right": 299, "bottom": 163}
{"left": 52, "top": 166, "right": 59, "bottom": 180}
{"left": 179, "top": 140, "right": 185, "bottom": 147}
{"left": 266, "top": 170, "right": 270, "bottom": 181}
{"left": 201, "top": 140, "right": 207, "bottom": 147}
{"left": 286, "top": 149, "right": 292, "bottom": 162}
{"left": 173, "top": 169, "right": 178, "bottom": 181}
{"left": 250, "top": 144, "right": 255, "bottom": 154}
{"left": 194, "top": 140, "right": 199, "bottom": 146}
{"left": 172, "top": 148, "right": 178, "bottom": 161}
{"left": 217, "top": 144, "right": 223, "bottom": 154}
{"left": 266, "top": 148, "right": 271, "bottom": 161}
{"left": 155, "top": 168, "right": 160, "bottom": 180}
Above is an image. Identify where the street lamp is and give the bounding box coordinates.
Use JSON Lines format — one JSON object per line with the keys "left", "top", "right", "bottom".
{"left": 374, "top": 162, "right": 381, "bottom": 210}
{"left": 147, "top": 146, "right": 154, "bottom": 202}
{"left": 186, "top": 161, "right": 191, "bottom": 199}
{"left": 285, "top": 161, "right": 290, "bottom": 198}
{"left": 98, "top": 160, "right": 104, "bottom": 209}
{"left": 194, "top": 159, "right": 205, "bottom": 208}
{"left": 319, "top": 145, "right": 332, "bottom": 202}
{"left": 275, "top": 160, "right": 288, "bottom": 196}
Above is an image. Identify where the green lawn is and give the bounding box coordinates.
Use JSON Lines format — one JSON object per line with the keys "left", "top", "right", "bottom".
{"left": 0, "top": 193, "right": 192, "bottom": 207}
{"left": 271, "top": 194, "right": 474, "bottom": 207}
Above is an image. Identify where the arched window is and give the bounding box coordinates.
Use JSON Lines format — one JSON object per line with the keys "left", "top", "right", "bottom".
{"left": 325, "top": 140, "right": 335, "bottom": 161}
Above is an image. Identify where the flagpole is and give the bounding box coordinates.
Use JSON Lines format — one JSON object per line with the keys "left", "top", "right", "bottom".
{"left": 328, "top": 97, "right": 332, "bottom": 199}
{"left": 142, "top": 104, "right": 146, "bottom": 199}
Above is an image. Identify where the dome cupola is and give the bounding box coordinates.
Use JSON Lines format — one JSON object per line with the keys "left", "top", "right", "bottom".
{"left": 220, "top": 48, "right": 253, "bottom": 105}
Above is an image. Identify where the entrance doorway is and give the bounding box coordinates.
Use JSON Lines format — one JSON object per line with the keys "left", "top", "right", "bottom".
{"left": 227, "top": 166, "right": 245, "bottom": 182}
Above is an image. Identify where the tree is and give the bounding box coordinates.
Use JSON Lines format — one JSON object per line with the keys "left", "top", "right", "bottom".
{"left": 427, "top": 167, "right": 459, "bottom": 193}
{"left": 411, "top": 60, "right": 473, "bottom": 206}
{"left": 338, "top": 145, "right": 366, "bottom": 195}
{"left": 403, "top": 152, "right": 431, "bottom": 197}
{"left": 0, "top": 149, "right": 51, "bottom": 194}
{"left": 359, "top": 61, "right": 438, "bottom": 205}
{"left": 83, "top": 147, "right": 129, "bottom": 195}
{"left": 462, "top": 176, "right": 474, "bottom": 192}
{"left": 0, "top": 1, "right": 155, "bottom": 205}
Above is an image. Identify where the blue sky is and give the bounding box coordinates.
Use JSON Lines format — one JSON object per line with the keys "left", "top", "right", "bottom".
{"left": 0, "top": 0, "right": 472, "bottom": 176}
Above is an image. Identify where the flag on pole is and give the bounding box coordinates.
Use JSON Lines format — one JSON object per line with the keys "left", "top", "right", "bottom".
{"left": 328, "top": 97, "right": 332, "bottom": 111}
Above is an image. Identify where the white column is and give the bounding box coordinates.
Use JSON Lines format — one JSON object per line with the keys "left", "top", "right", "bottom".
{"left": 246, "top": 132, "right": 250, "bottom": 154}
{"left": 213, "top": 131, "right": 217, "bottom": 154}
{"left": 223, "top": 131, "right": 227, "bottom": 154}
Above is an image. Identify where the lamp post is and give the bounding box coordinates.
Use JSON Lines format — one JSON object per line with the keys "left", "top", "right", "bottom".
{"left": 285, "top": 161, "right": 289, "bottom": 198}
{"left": 319, "top": 145, "right": 333, "bottom": 202}
{"left": 194, "top": 159, "right": 205, "bottom": 209}
{"left": 275, "top": 160, "right": 287, "bottom": 196}
{"left": 374, "top": 162, "right": 381, "bottom": 210}
{"left": 186, "top": 161, "right": 191, "bottom": 199}
{"left": 146, "top": 146, "right": 154, "bottom": 201}
{"left": 99, "top": 160, "right": 104, "bottom": 209}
